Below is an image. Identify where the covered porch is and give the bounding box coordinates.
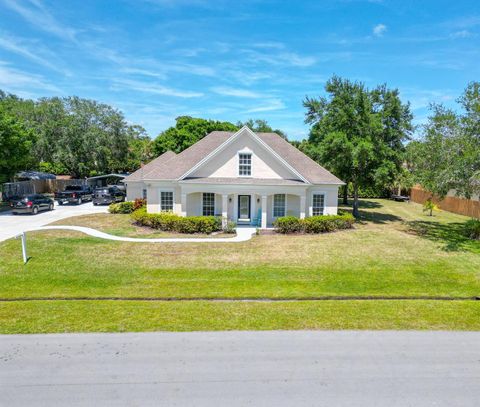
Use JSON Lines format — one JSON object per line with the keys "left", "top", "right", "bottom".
{"left": 144, "top": 181, "right": 338, "bottom": 228}
{"left": 179, "top": 184, "right": 308, "bottom": 228}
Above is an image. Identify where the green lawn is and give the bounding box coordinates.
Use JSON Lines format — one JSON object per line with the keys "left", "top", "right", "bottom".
{"left": 0, "top": 199, "right": 479, "bottom": 333}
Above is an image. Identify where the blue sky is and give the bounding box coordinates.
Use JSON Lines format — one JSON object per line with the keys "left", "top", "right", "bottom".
{"left": 0, "top": 0, "right": 479, "bottom": 140}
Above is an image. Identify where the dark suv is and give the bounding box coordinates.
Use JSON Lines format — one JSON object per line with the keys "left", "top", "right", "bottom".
{"left": 93, "top": 186, "right": 126, "bottom": 205}
{"left": 10, "top": 194, "right": 54, "bottom": 215}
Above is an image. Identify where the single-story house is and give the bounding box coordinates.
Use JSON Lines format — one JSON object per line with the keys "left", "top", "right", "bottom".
{"left": 124, "top": 126, "right": 344, "bottom": 228}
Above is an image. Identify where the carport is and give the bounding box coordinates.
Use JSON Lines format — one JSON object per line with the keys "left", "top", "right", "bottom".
{"left": 87, "top": 174, "right": 127, "bottom": 189}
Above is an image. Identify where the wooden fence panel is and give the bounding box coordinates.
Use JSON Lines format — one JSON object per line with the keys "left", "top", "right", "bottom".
{"left": 410, "top": 186, "right": 480, "bottom": 219}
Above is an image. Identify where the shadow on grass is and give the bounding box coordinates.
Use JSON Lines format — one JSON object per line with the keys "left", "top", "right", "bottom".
{"left": 405, "top": 220, "right": 480, "bottom": 253}
{"left": 339, "top": 199, "right": 383, "bottom": 209}
{"left": 340, "top": 199, "right": 403, "bottom": 225}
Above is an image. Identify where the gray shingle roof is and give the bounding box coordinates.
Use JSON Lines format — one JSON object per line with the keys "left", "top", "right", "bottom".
{"left": 256, "top": 132, "right": 343, "bottom": 184}
{"left": 138, "top": 129, "right": 344, "bottom": 185}
{"left": 123, "top": 151, "right": 176, "bottom": 182}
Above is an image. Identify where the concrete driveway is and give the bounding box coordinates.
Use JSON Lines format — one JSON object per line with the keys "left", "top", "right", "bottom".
{"left": 0, "top": 202, "right": 108, "bottom": 242}
{"left": 1, "top": 330, "right": 479, "bottom": 406}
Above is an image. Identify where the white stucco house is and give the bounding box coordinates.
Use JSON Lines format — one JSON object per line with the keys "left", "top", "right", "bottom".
{"left": 124, "top": 126, "right": 344, "bottom": 228}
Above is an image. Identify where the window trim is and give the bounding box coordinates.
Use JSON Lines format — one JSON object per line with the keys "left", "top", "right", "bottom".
{"left": 311, "top": 192, "right": 326, "bottom": 216}
{"left": 238, "top": 151, "right": 252, "bottom": 177}
{"left": 272, "top": 193, "right": 287, "bottom": 218}
{"left": 159, "top": 189, "right": 175, "bottom": 212}
{"left": 202, "top": 192, "right": 216, "bottom": 216}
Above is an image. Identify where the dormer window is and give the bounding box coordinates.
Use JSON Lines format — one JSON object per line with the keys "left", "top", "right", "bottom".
{"left": 239, "top": 153, "right": 252, "bottom": 176}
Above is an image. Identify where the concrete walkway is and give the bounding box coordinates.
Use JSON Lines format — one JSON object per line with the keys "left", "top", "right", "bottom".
{"left": 24, "top": 225, "right": 257, "bottom": 243}
{"left": 1, "top": 331, "right": 479, "bottom": 406}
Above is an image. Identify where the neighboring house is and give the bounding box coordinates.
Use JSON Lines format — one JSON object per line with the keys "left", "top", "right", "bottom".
{"left": 124, "top": 126, "right": 344, "bottom": 228}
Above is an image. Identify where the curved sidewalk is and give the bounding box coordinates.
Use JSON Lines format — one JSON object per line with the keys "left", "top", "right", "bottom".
{"left": 24, "top": 225, "right": 257, "bottom": 243}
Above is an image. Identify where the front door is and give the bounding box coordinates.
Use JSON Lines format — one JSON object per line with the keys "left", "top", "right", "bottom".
{"left": 238, "top": 195, "right": 251, "bottom": 220}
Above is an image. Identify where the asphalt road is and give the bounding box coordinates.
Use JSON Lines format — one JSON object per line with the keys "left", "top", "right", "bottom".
{"left": 1, "top": 330, "right": 479, "bottom": 406}
{"left": 0, "top": 201, "right": 107, "bottom": 242}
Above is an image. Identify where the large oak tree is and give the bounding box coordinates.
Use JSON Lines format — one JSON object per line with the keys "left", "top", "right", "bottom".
{"left": 303, "top": 76, "right": 412, "bottom": 217}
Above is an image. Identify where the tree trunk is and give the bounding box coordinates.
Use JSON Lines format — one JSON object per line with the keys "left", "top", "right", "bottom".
{"left": 353, "top": 182, "right": 359, "bottom": 218}
{"left": 343, "top": 184, "right": 348, "bottom": 205}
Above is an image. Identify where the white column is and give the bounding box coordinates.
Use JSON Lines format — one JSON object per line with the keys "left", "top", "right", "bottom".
{"left": 300, "top": 195, "right": 306, "bottom": 219}
{"left": 222, "top": 194, "right": 228, "bottom": 226}
{"left": 261, "top": 195, "right": 267, "bottom": 229}
{"left": 181, "top": 193, "right": 187, "bottom": 217}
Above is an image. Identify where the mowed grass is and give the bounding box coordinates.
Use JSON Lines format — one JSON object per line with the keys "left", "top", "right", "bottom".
{"left": 1, "top": 300, "right": 479, "bottom": 334}
{"left": 0, "top": 199, "right": 479, "bottom": 332}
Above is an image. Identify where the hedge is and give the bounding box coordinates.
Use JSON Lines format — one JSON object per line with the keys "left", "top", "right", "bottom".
{"left": 109, "top": 198, "right": 146, "bottom": 214}
{"left": 131, "top": 207, "right": 222, "bottom": 234}
{"left": 109, "top": 201, "right": 135, "bottom": 214}
{"left": 273, "top": 213, "right": 355, "bottom": 234}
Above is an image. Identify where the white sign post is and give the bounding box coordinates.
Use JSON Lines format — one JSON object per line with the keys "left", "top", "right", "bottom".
{"left": 15, "top": 232, "right": 28, "bottom": 264}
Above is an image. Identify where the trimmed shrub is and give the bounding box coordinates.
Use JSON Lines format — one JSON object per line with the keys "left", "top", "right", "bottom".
{"left": 130, "top": 207, "right": 222, "bottom": 234}
{"left": 273, "top": 216, "right": 303, "bottom": 234}
{"left": 304, "top": 214, "right": 354, "bottom": 233}
{"left": 464, "top": 218, "right": 480, "bottom": 240}
{"left": 133, "top": 198, "right": 146, "bottom": 211}
{"left": 273, "top": 213, "right": 355, "bottom": 234}
{"left": 223, "top": 220, "right": 237, "bottom": 234}
{"left": 303, "top": 216, "right": 337, "bottom": 233}
{"left": 108, "top": 203, "right": 121, "bottom": 214}
{"left": 109, "top": 201, "right": 135, "bottom": 214}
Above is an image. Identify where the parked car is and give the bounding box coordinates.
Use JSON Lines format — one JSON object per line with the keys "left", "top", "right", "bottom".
{"left": 93, "top": 186, "right": 126, "bottom": 205}
{"left": 55, "top": 185, "right": 93, "bottom": 205}
{"left": 10, "top": 194, "right": 54, "bottom": 215}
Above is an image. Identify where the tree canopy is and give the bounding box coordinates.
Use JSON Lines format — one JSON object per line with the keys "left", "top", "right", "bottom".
{"left": 410, "top": 82, "right": 480, "bottom": 199}
{"left": 237, "top": 119, "right": 288, "bottom": 139}
{"left": 152, "top": 116, "right": 287, "bottom": 156}
{"left": 0, "top": 91, "right": 151, "bottom": 180}
{"left": 0, "top": 100, "right": 35, "bottom": 183}
{"left": 152, "top": 116, "right": 238, "bottom": 156}
{"left": 303, "top": 76, "right": 413, "bottom": 216}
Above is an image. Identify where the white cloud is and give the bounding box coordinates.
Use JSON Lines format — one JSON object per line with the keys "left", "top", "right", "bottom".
{"left": 373, "top": 23, "right": 387, "bottom": 37}
{"left": 252, "top": 42, "right": 285, "bottom": 50}
{"left": 229, "top": 70, "right": 272, "bottom": 86}
{"left": 111, "top": 78, "right": 203, "bottom": 98}
{"left": 242, "top": 49, "right": 316, "bottom": 67}
{"left": 450, "top": 30, "right": 472, "bottom": 39}
{"left": 210, "top": 86, "right": 264, "bottom": 98}
{"left": 3, "top": 0, "right": 77, "bottom": 42}
{"left": 120, "top": 67, "right": 168, "bottom": 80}
{"left": 400, "top": 88, "right": 456, "bottom": 111}
{"left": 0, "top": 34, "right": 69, "bottom": 75}
{"left": 0, "top": 61, "right": 61, "bottom": 93}
{"left": 245, "top": 99, "right": 286, "bottom": 113}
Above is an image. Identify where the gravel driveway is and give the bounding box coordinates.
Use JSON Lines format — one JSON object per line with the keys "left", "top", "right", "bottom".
{"left": 0, "top": 202, "right": 108, "bottom": 242}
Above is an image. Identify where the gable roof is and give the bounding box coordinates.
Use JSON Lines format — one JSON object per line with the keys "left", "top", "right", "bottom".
{"left": 142, "top": 131, "right": 231, "bottom": 181}
{"left": 255, "top": 132, "right": 343, "bottom": 184}
{"left": 123, "top": 150, "right": 176, "bottom": 182}
{"left": 138, "top": 127, "right": 343, "bottom": 185}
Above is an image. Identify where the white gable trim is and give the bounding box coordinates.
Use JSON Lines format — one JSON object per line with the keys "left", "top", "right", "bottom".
{"left": 178, "top": 126, "right": 310, "bottom": 184}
